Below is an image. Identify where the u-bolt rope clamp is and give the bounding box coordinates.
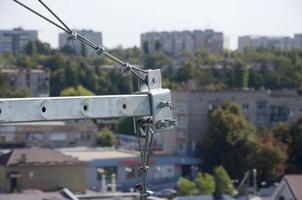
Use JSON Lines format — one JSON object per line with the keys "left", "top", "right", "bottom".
{"left": 69, "top": 30, "right": 78, "bottom": 41}
{"left": 123, "top": 62, "right": 132, "bottom": 74}
{"left": 96, "top": 46, "right": 106, "bottom": 55}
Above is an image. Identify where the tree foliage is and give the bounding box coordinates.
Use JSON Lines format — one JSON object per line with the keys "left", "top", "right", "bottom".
{"left": 177, "top": 177, "right": 197, "bottom": 196}
{"left": 203, "top": 101, "right": 287, "bottom": 184}
{"left": 213, "top": 166, "right": 235, "bottom": 199}
{"left": 273, "top": 120, "right": 302, "bottom": 172}
{"left": 60, "top": 85, "right": 95, "bottom": 96}
{"left": 96, "top": 128, "right": 117, "bottom": 147}
{"left": 195, "top": 172, "right": 216, "bottom": 195}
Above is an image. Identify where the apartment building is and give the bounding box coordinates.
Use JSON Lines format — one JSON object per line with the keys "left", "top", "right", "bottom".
{"left": 0, "top": 120, "right": 98, "bottom": 148}
{"left": 0, "top": 68, "right": 49, "bottom": 97}
{"left": 141, "top": 29, "right": 223, "bottom": 56}
{"left": 0, "top": 28, "right": 38, "bottom": 54}
{"left": 238, "top": 34, "right": 302, "bottom": 52}
{"left": 163, "top": 89, "right": 302, "bottom": 156}
{"left": 59, "top": 29, "right": 102, "bottom": 56}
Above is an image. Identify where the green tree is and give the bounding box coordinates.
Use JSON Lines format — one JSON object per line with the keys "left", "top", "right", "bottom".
{"left": 96, "top": 128, "right": 117, "bottom": 147}
{"left": 177, "top": 177, "right": 197, "bottom": 196}
{"left": 143, "top": 51, "right": 171, "bottom": 69}
{"left": 117, "top": 118, "right": 135, "bottom": 135}
{"left": 24, "top": 41, "right": 37, "bottom": 56}
{"left": 203, "top": 101, "right": 257, "bottom": 179}
{"left": 213, "top": 166, "right": 236, "bottom": 200}
{"left": 154, "top": 40, "right": 161, "bottom": 51}
{"left": 233, "top": 59, "right": 248, "bottom": 88}
{"left": 81, "top": 43, "right": 87, "bottom": 57}
{"left": 195, "top": 172, "right": 216, "bottom": 195}
{"left": 60, "top": 45, "right": 76, "bottom": 55}
{"left": 274, "top": 119, "right": 302, "bottom": 172}
{"left": 288, "top": 119, "right": 302, "bottom": 170}
{"left": 176, "top": 62, "right": 196, "bottom": 82}
{"left": 24, "top": 40, "right": 52, "bottom": 55}
{"left": 60, "top": 85, "right": 95, "bottom": 96}
{"left": 203, "top": 102, "right": 287, "bottom": 184}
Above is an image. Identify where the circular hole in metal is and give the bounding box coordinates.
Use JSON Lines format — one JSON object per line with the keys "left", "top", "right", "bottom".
{"left": 83, "top": 105, "right": 88, "bottom": 111}
{"left": 122, "top": 104, "right": 127, "bottom": 109}
{"left": 0, "top": 109, "right": 1, "bottom": 115}
{"left": 42, "top": 107, "right": 46, "bottom": 113}
{"left": 152, "top": 78, "right": 156, "bottom": 83}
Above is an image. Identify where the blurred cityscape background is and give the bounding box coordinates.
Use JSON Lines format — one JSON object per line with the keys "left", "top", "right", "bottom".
{"left": 0, "top": 0, "right": 302, "bottom": 200}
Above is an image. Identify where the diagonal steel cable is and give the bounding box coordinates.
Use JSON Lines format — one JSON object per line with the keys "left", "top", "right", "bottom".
{"left": 11, "top": 0, "right": 147, "bottom": 81}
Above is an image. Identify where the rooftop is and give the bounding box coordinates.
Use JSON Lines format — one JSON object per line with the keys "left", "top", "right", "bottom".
{"left": 285, "top": 174, "right": 302, "bottom": 200}
{"left": 0, "top": 148, "right": 82, "bottom": 166}
{"left": 59, "top": 147, "right": 139, "bottom": 161}
{"left": 0, "top": 189, "right": 71, "bottom": 200}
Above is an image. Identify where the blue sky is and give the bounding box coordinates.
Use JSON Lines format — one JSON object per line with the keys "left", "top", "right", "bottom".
{"left": 0, "top": 0, "right": 301, "bottom": 49}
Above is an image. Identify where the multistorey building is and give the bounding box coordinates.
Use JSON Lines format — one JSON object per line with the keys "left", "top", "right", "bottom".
{"left": 0, "top": 120, "right": 98, "bottom": 148}
{"left": 59, "top": 29, "right": 102, "bottom": 56}
{"left": 0, "top": 68, "right": 49, "bottom": 97}
{"left": 163, "top": 89, "right": 302, "bottom": 156}
{"left": 141, "top": 29, "right": 223, "bottom": 56}
{"left": 238, "top": 34, "right": 302, "bottom": 52}
{"left": 0, "top": 28, "right": 38, "bottom": 54}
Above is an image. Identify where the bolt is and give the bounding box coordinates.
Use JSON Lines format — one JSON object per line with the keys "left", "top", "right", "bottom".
{"left": 134, "top": 183, "right": 143, "bottom": 192}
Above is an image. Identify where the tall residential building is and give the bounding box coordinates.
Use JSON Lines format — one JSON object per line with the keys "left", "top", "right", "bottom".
{"left": 0, "top": 68, "right": 49, "bottom": 97}
{"left": 141, "top": 29, "right": 223, "bottom": 56}
{"left": 59, "top": 30, "right": 102, "bottom": 56}
{"left": 0, "top": 28, "right": 38, "bottom": 54}
{"left": 163, "top": 89, "right": 302, "bottom": 156}
{"left": 294, "top": 34, "right": 302, "bottom": 49}
{"left": 0, "top": 120, "right": 98, "bottom": 148}
{"left": 238, "top": 34, "right": 302, "bottom": 52}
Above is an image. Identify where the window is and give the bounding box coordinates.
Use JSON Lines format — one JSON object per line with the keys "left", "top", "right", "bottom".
{"left": 242, "top": 103, "right": 249, "bottom": 110}
{"left": 177, "top": 144, "right": 185, "bottom": 153}
{"left": 75, "top": 132, "right": 90, "bottom": 141}
{"left": 49, "top": 132, "right": 67, "bottom": 141}
{"left": 125, "top": 166, "right": 136, "bottom": 179}
{"left": 177, "top": 130, "right": 185, "bottom": 138}
{"left": 257, "top": 101, "right": 267, "bottom": 110}
{"left": 96, "top": 166, "right": 117, "bottom": 180}
{"left": 26, "top": 132, "right": 43, "bottom": 141}
{"left": 176, "top": 114, "right": 187, "bottom": 126}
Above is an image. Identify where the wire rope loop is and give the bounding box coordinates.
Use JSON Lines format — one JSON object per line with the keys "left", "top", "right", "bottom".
{"left": 96, "top": 46, "right": 106, "bottom": 55}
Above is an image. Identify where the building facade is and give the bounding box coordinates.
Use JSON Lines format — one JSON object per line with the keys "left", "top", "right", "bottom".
{"left": 163, "top": 90, "right": 302, "bottom": 156}
{"left": 0, "top": 148, "right": 85, "bottom": 193}
{"left": 238, "top": 34, "right": 302, "bottom": 52}
{"left": 59, "top": 30, "right": 102, "bottom": 56}
{"left": 60, "top": 148, "right": 201, "bottom": 192}
{"left": 0, "top": 120, "right": 98, "bottom": 148}
{"left": 0, "top": 28, "right": 38, "bottom": 54}
{"left": 0, "top": 68, "right": 49, "bottom": 97}
{"left": 141, "top": 29, "right": 223, "bottom": 56}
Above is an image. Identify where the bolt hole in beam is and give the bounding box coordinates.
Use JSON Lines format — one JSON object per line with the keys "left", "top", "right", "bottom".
{"left": 83, "top": 105, "right": 88, "bottom": 111}
{"left": 41, "top": 107, "right": 46, "bottom": 113}
{"left": 0, "top": 109, "right": 1, "bottom": 114}
{"left": 122, "top": 104, "right": 127, "bottom": 109}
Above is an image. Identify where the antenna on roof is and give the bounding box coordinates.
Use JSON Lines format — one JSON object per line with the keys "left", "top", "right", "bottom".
{"left": 11, "top": 0, "right": 147, "bottom": 82}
